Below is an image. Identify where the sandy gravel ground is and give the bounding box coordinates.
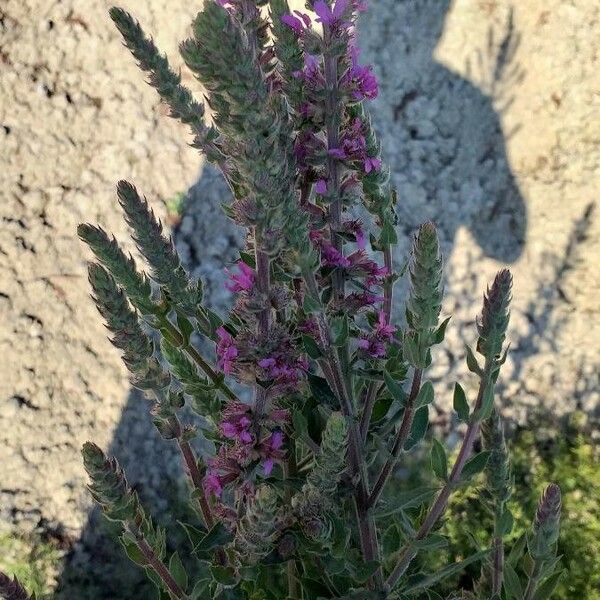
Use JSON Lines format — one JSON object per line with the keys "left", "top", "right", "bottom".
{"left": 0, "top": 0, "right": 598, "bottom": 594}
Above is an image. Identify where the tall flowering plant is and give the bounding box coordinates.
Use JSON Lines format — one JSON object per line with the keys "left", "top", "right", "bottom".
{"left": 0, "top": 2, "right": 564, "bottom": 599}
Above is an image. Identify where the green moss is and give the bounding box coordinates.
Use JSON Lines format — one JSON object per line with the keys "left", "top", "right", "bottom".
{"left": 418, "top": 411, "right": 599, "bottom": 599}
{"left": 0, "top": 531, "right": 63, "bottom": 599}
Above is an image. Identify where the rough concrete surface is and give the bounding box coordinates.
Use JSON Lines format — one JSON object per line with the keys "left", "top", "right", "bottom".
{"left": 0, "top": 0, "right": 598, "bottom": 595}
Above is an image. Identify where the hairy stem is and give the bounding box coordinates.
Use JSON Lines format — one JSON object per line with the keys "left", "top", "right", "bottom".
{"left": 523, "top": 561, "right": 542, "bottom": 600}
{"left": 134, "top": 531, "right": 188, "bottom": 599}
{"left": 491, "top": 521, "right": 504, "bottom": 596}
{"left": 253, "top": 233, "right": 271, "bottom": 431}
{"left": 319, "top": 22, "right": 384, "bottom": 588}
{"left": 284, "top": 436, "right": 300, "bottom": 599}
{"left": 368, "top": 368, "right": 422, "bottom": 508}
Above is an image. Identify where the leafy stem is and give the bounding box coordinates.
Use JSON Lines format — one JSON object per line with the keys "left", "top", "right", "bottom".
{"left": 385, "top": 358, "right": 494, "bottom": 591}
{"left": 367, "top": 367, "right": 423, "bottom": 508}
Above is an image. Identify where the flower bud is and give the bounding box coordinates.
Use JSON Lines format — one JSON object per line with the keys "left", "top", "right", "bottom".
{"left": 529, "top": 483, "right": 562, "bottom": 560}
{"left": 476, "top": 269, "right": 512, "bottom": 360}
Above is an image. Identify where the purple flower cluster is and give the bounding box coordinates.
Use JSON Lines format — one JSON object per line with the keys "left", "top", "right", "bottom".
{"left": 329, "top": 118, "right": 382, "bottom": 174}
{"left": 258, "top": 355, "right": 309, "bottom": 387}
{"left": 357, "top": 311, "right": 397, "bottom": 358}
{"left": 216, "top": 326, "right": 238, "bottom": 375}
{"left": 203, "top": 401, "right": 289, "bottom": 498}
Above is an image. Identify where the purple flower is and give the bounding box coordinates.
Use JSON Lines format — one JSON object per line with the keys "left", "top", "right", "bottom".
{"left": 346, "top": 46, "right": 379, "bottom": 100}
{"left": 374, "top": 310, "right": 396, "bottom": 340}
{"left": 203, "top": 471, "right": 224, "bottom": 497}
{"left": 216, "top": 326, "right": 238, "bottom": 374}
{"left": 225, "top": 261, "right": 255, "bottom": 293}
{"left": 314, "top": 0, "right": 349, "bottom": 27}
{"left": 259, "top": 431, "right": 285, "bottom": 475}
{"left": 358, "top": 311, "right": 396, "bottom": 358}
{"left": 357, "top": 337, "right": 386, "bottom": 358}
{"left": 345, "top": 219, "right": 367, "bottom": 250}
{"left": 281, "top": 11, "right": 311, "bottom": 35}
{"left": 221, "top": 414, "right": 253, "bottom": 444}
{"left": 364, "top": 156, "right": 382, "bottom": 173}
{"left": 259, "top": 354, "right": 309, "bottom": 385}
{"left": 321, "top": 242, "right": 351, "bottom": 268}
{"left": 315, "top": 179, "right": 328, "bottom": 195}
{"left": 293, "top": 54, "right": 324, "bottom": 88}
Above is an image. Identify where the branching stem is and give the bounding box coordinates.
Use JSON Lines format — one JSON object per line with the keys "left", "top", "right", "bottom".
{"left": 368, "top": 368, "right": 422, "bottom": 508}
{"left": 133, "top": 530, "right": 188, "bottom": 599}
{"left": 385, "top": 359, "right": 493, "bottom": 591}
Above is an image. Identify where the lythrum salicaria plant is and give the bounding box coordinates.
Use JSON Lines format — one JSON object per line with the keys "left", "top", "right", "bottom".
{"left": 0, "top": 2, "right": 565, "bottom": 599}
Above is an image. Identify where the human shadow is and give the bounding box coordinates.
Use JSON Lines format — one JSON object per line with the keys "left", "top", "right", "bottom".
{"left": 57, "top": 2, "right": 528, "bottom": 596}
{"left": 359, "top": 0, "right": 526, "bottom": 263}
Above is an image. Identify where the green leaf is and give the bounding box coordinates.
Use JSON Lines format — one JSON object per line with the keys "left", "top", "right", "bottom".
{"left": 507, "top": 533, "right": 527, "bottom": 566}
{"left": 120, "top": 534, "right": 148, "bottom": 566}
{"left": 474, "top": 382, "right": 495, "bottom": 421}
{"left": 532, "top": 570, "right": 565, "bottom": 600}
{"left": 503, "top": 563, "right": 523, "bottom": 599}
{"left": 192, "top": 522, "right": 233, "bottom": 558}
{"left": 303, "top": 335, "right": 322, "bottom": 359}
{"left": 370, "top": 396, "right": 395, "bottom": 424}
{"left": 307, "top": 373, "right": 337, "bottom": 406}
{"left": 430, "top": 439, "right": 448, "bottom": 481}
{"left": 332, "top": 315, "right": 349, "bottom": 347}
{"left": 302, "top": 294, "right": 321, "bottom": 314}
{"left": 292, "top": 410, "right": 309, "bottom": 440}
{"left": 413, "top": 533, "right": 448, "bottom": 550}
{"left": 210, "top": 565, "right": 237, "bottom": 587}
{"left": 453, "top": 383, "right": 470, "bottom": 422}
{"left": 414, "top": 381, "right": 434, "bottom": 408}
{"left": 384, "top": 370, "right": 407, "bottom": 404}
{"left": 176, "top": 312, "right": 194, "bottom": 345}
{"left": 432, "top": 316, "right": 451, "bottom": 344}
{"left": 461, "top": 451, "right": 491, "bottom": 480}
{"left": 169, "top": 551, "right": 188, "bottom": 590}
{"left": 348, "top": 560, "right": 381, "bottom": 583}
{"left": 379, "top": 219, "right": 398, "bottom": 246}
{"left": 190, "top": 579, "right": 211, "bottom": 600}
{"left": 464, "top": 344, "right": 482, "bottom": 375}
{"left": 375, "top": 486, "right": 439, "bottom": 518}
{"left": 404, "top": 405, "right": 429, "bottom": 450}
{"left": 403, "top": 550, "right": 488, "bottom": 594}
{"left": 498, "top": 508, "right": 514, "bottom": 536}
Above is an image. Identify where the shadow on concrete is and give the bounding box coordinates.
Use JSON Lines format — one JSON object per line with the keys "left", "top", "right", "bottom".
{"left": 56, "top": 2, "right": 529, "bottom": 596}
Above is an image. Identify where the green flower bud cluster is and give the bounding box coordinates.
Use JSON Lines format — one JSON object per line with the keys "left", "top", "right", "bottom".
{"left": 404, "top": 222, "right": 445, "bottom": 368}
{"left": 180, "top": 1, "right": 306, "bottom": 251}
{"left": 268, "top": 0, "right": 305, "bottom": 105}
{"left": 82, "top": 442, "right": 141, "bottom": 523}
{"left": 116, "top": 181, "right": 202, "bottom": 316}
{"left": 78, "top": 223, "right": 154, "bottom": 315}
{"left": 234, "top": 486, "right": 279, "bottom": 565}
{"left": 348, "top": 102, "right": 397, "bottom": 246}
{"left": 87, "top": 263, "right": 169, "bottom": 391}
{"left": 109, "top": 7, "right": 222, "bottom": 163}
{"left": 482, "top": 409, "right": 512, "bottom": 507}
{"left": 292, "top": 412, "right": 348, "bottom": 540}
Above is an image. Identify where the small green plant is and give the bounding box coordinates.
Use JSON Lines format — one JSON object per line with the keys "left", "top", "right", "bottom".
{"left": 0, "top": 532, "right": 61, "bottom": 599}
{"left": 0, "top": 1, "right": 566, "bottom": 599}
